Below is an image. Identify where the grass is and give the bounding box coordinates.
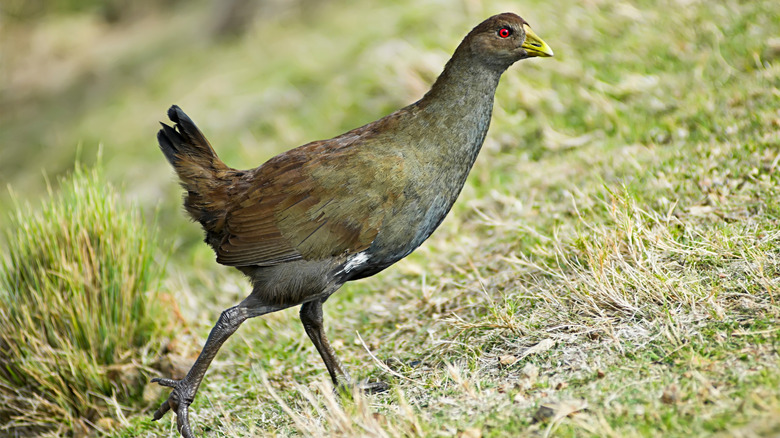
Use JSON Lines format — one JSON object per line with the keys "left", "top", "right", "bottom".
{"left": 1, "top": 0, "right": 779, "bottom": 436}
{"left": 0, "top": 164, "right": 171, "bottom": 435}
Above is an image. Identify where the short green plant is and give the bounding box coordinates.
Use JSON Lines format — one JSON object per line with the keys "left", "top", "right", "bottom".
{"left": 0, "top": 164, "right": 170, "bottom": 435}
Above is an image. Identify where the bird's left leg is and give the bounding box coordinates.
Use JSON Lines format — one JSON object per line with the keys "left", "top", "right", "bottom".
{"left": 152, "top": 302, "right": 282, "bottom": 437}
{"left": 300, "top": 297, "right": 389, "bottom": 394}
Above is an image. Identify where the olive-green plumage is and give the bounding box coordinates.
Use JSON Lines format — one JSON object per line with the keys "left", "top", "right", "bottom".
{"left": 153, "top": 12, "right": 552, "bottom": 437}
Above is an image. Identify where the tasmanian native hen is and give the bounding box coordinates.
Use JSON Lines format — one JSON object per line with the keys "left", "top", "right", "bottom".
{"left": 153, "top": 12, "right": 552, "bottom": 437}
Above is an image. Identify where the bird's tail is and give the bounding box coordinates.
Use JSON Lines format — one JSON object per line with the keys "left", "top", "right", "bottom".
{"left": 157, "top": 105, "right": 225, "bottom": 170}
{"left": 157, "top": 105, "right": 230, "bottom": 228}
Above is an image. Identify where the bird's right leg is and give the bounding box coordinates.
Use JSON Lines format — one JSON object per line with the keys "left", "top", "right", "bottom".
{"left": 151, "top": 303, "right": 278, "bottom": 438}
{"left": 300, "top": 298, "right": 389, "bottom": 394}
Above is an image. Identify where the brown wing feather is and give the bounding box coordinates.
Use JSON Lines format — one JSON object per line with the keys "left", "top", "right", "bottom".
{"left": 214, "top": 134, "right": 402, "bottom": 267}
{"left": 216, "top": 179, "right": 306, "bottom": 266}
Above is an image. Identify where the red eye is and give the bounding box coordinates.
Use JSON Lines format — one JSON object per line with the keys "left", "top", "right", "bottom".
{"left": 498, "top": 27, "right": 511, "bottom": 38}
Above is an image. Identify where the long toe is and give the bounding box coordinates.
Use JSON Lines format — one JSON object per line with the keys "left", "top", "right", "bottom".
{"left": 358, "top": 380, "right": 390, "bottom": 395}
{"left": 152, "top": 377, "right": 180, "bottom": 388}
{"left": 152, "top": 399, "right": 172, "bottom": 421}
{"left": 337, "top": 380, "right": 390, "bottom": 396}
{"left": 150, "top": 377, "right": 182, "bottom": 421}
{"left": 176, "top": 406, "right": 196, "bottom": 438}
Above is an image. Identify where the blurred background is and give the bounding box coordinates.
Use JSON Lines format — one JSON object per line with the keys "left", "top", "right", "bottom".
{"left": 3, "top": 0, "right": 778, "bottom": 251}
{"left": 1, "top": 0, "right": 531, "bottom": 249}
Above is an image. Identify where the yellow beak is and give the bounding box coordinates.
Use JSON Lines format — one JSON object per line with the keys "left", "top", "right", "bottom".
{"left": 521, "top": 24, "right": 554, "bottom": 58}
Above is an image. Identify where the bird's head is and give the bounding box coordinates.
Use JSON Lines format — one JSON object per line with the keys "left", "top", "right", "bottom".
{"left": 464, "top": 12, "right": 553, "bottom": 69}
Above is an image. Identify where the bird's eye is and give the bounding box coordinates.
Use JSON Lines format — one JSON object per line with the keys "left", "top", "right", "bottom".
{"left": 498, "top": 27, "right": 512, "bottom": 38}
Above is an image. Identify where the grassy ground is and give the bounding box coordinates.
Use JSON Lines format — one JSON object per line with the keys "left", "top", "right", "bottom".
{"left": 2, "top": 0, "right": 780, "bottom": 436}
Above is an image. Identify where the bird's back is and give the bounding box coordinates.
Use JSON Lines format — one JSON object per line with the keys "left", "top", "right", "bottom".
{"left": 215, "top": 88, "right": 493, "bottom": 281}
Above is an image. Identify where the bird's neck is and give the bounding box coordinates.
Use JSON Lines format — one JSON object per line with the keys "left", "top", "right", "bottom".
{"left": 414, "top": 53, "right": 504, "bottom": 166}
{"left": 424, "top": 52, "right": 504, "bottom": 107}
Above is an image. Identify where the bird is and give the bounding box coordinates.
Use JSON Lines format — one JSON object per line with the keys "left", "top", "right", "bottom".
{"left": 152, "top": 12, "right": 552, "bottom": 437}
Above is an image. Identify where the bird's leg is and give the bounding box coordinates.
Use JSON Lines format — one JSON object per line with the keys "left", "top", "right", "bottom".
{"left": 300, "top": 298, "right": 389, "bottom": 394}
{"left": 300, "top": 299, "right": 350, "bottom": 386}
{"left": 152, "top": 303, "right": 277, "bottom": 437}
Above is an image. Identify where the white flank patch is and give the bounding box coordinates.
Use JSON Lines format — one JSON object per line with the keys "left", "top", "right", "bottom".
{"left": 343, "top": 251, "right": 370, "bottom": 273}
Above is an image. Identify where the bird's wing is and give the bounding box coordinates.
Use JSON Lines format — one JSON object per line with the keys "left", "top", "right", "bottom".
{"left": 215, "top": 136, "right": 405, "bottom": 267}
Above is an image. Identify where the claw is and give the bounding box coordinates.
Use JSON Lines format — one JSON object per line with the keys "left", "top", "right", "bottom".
{"left": 151, "top": 377, "right": 180, "bottom": 422}
{"left": 150, "top": 377, "right": 195, "bottom": 437}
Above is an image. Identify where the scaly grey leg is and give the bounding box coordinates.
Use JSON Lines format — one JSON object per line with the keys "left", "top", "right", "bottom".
{"left": 300, "top": 298, "right": 389, "bottom": 394}
{"left": 152, "top": 303, "right": 279, "bottom": 437}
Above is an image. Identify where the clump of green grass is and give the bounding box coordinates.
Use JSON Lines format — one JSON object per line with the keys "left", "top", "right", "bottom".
{"left": 0, "top": 164, "right": 170, "bottom": 435}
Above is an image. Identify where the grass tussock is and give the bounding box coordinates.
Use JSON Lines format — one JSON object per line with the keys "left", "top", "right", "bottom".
{"left": 0, "top": 164, "right": 170, "bottom": 435}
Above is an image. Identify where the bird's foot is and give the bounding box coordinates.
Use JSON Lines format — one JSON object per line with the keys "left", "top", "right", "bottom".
{"left": 151, "top": 377, "right": 197, "bottom": 438}
{"left": 356, "top": 380, "right": 390, "bottom": 394}
{"left": 336, "top": 379, "right": 390, "bottom": 396}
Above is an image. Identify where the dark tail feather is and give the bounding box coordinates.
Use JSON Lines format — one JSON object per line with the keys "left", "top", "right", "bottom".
{"left": 157, "top": 123, "right": 181, "bottom": 166}
{"left": 157, "top": 105, "right": 224, "bottom": 170}
{"left": 157, "top": 105, "right": 230, "bottom": 227}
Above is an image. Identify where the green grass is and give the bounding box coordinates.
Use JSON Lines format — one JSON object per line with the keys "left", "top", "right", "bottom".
{"left": 1, "top": 0, "right": 780, "bottom": 436}
{"left": 0, "top": 164, "right": 171, "bottom": 435}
